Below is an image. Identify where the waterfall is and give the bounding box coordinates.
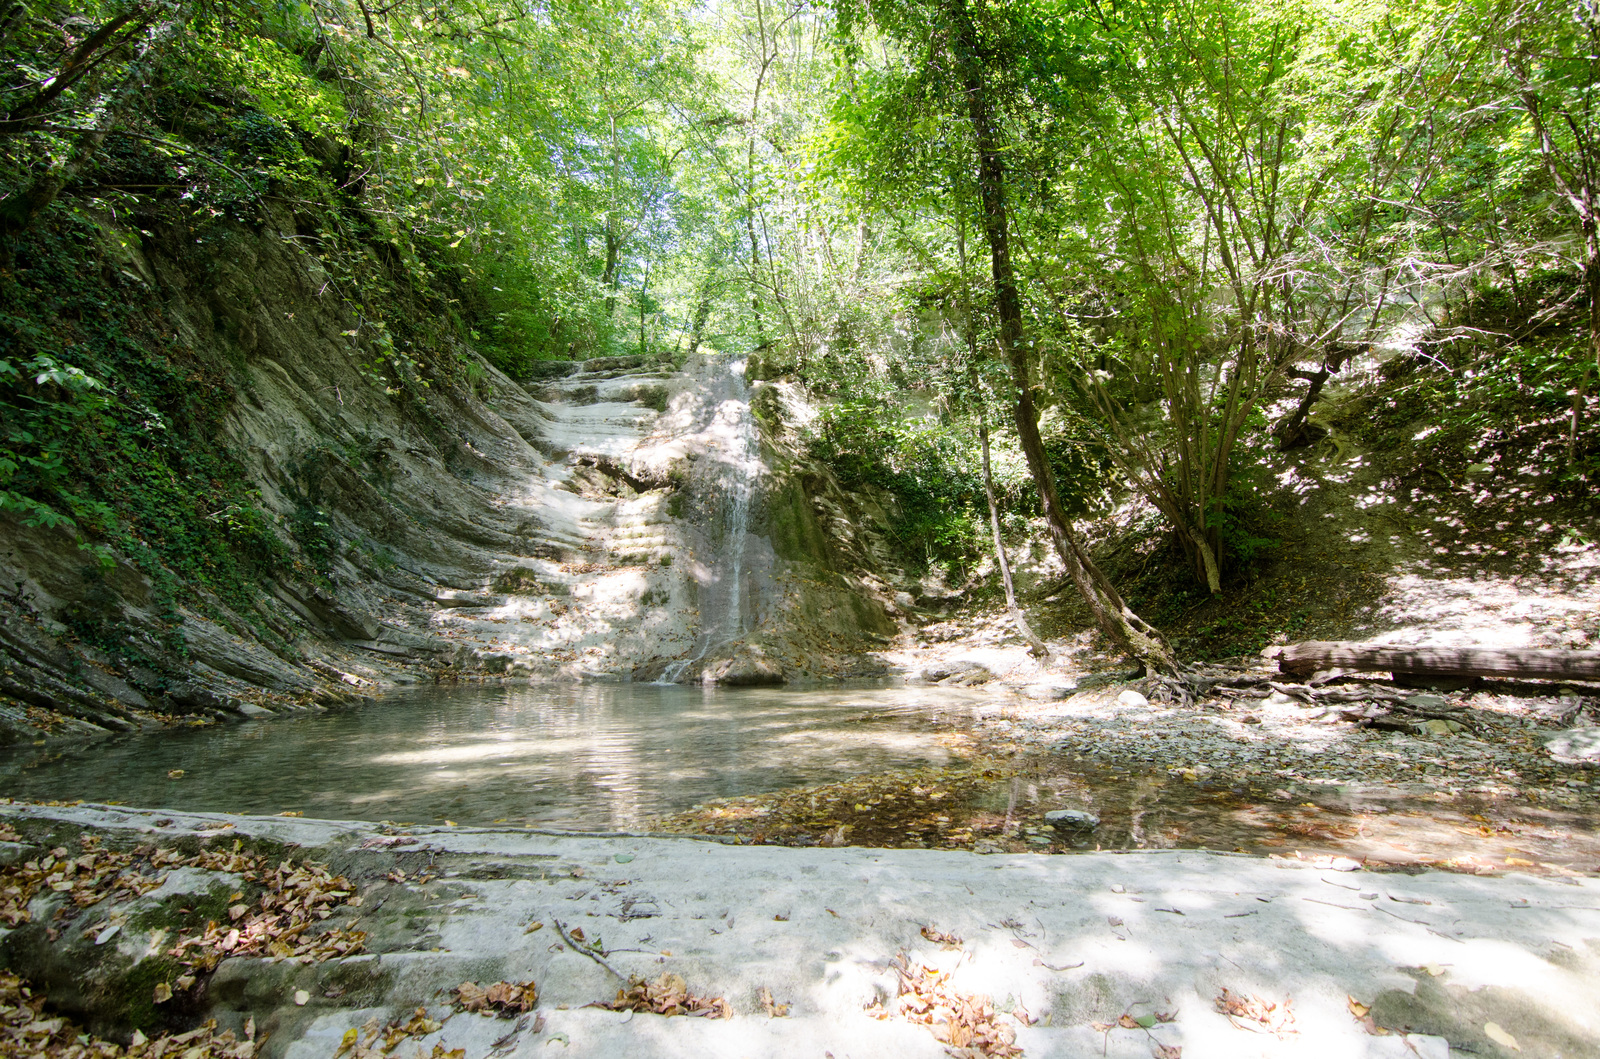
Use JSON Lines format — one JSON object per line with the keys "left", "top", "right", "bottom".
{"left": 657, "top": 355, "right": 761, "bottom": 683}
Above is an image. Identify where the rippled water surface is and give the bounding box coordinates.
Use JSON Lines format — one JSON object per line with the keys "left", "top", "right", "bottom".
{"left": 0, "top": 682, "right": 985, "bottom": 829}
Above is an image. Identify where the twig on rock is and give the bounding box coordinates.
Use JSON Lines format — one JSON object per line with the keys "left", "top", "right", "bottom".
{"left": 552, "top": 918, "right": 624, "bottom": 979}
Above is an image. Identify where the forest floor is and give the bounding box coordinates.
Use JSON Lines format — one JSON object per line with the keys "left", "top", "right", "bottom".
{"left": 1080, "top": 347, "right": 1600, "bottom": 662}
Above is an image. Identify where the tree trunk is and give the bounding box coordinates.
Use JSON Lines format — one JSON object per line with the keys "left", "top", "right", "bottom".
{"left": 1274, "top": 641, "right": 1600, "bottom": 681}
{"left": 957, "top": 198, "right": 1046, "bottom": 659}
{"left": 0, "top": 15, "right": 173, "bottom": 246}
{"left": 949, "top": 0, "right": 1175, "bottom": 673}
{"left": 979, "top": 416, "right": 1048, "bottom": 658}
{"left": 1578, "top": 216, "right": 1599, "bottom": 460}
{"left": 637, "top": 266, "right": 649, "bottom": 358}
{"left": 602, "top": 225, "right": 621, "bottom": 318}
{"left": 686, "top": 293, "right": 712, "bottom": 357}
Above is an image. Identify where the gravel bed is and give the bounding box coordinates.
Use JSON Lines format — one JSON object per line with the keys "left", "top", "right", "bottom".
{"left": 979, "top": 679, "right": 1598, "bottom": 810}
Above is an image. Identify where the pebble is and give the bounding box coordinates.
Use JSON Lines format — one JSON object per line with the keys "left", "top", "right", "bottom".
{"left": 982, "top": 683, "right": 1596, "bottom": 811}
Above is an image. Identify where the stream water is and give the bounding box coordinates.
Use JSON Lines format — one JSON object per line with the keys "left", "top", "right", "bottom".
{"left": 0, "top": 682, "right": 983, "bottom": 830}
{"left": 2, "top": 682, "right": 1595, "bottom": 874}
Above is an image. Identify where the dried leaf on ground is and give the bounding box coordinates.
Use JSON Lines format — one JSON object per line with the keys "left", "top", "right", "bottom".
{"left": 452, "top": 980, "right": 537, "bottom": 1016}
{"left": 920, "top": 925, "right": 962, "bottom": 948}
{"left": 1151, "top": 1045, "right": 1182, "bottom": 1059}
{"left": 1215, "top": 987, "right": 1296, "bottom": 1037}
{"left": 597, "top": 973, "right": 731, "bottom": 1019}
{"left": 1484, "top": 1022, "right": 1520, "bottom": 1051}
{"left": 868, "top": 953, "right": 1023, "bottom": 1058}
{"left": 0, "top": 834, "right": 365, "bottom": 974}
{"left": 166, "top": 852, "right": 365, "bottom": 971}
{"left": 0, "top": 970, "right": 256, "bottom": 1057}
{"left": 758, "top": 986, "right": 789, "bottom": 1018}
{"left": 334, "top": 1007, "right": 446, "bottom": 1059}
{"left": 1346, "top": 994, "right": 1390, "bottom": 1035}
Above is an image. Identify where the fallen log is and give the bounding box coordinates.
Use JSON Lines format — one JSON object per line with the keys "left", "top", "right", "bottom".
{"left": 1270, "top": 641, "right": 1600, "bottom": 682}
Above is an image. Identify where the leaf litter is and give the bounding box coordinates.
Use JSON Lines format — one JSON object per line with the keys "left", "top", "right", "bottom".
{"left": 333, "top": 1008, "right": 461, "bottom": 1059}
{"left": 0, "top": 970, "right": 257, "bottom": 1058}
{"left": 1215, "top": 987, "right": 1296, "bottom": 1037}
{"left": 869, "top": 954, "right": 1024, "bottom": 1058}
{"left": 757, "top": 986, "right": 789, "bottom": 1018}
{"left": 594, "top": 974, "right": 731, "bottom": 1019}
{"left": 451, "top": 981, "right": 537, "bottom": 1017}
{"left": 0, "top": 831, "right": 365, "bottom": 1003}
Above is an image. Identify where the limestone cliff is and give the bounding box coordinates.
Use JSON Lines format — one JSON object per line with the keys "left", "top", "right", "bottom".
{"left": 0, "top": 207, "right": 899, "bottom": 742}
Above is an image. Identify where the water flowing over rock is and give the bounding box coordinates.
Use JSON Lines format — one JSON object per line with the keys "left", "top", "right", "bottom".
{"left": 0, "top": 212, "right": 900, "bottom": 737}
{"left": 646, "top": 355, "right": 770, "bottom": 684}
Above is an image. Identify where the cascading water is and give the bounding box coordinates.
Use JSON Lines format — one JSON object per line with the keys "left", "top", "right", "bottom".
{"left": 657, "top": 355, "right": 763, "bottom": 683}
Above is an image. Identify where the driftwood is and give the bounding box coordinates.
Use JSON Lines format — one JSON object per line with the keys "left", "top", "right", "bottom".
{"left": 1269, "top": 641, "right": 1600, "bottom": 682}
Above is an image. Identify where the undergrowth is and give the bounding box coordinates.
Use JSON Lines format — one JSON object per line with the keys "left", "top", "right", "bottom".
{"left": 0, "top": 62, "right": 505, "bottom": 659}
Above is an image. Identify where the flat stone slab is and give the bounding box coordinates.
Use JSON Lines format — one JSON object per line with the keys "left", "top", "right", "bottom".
{"left": 3, "top": 803, "right": 1597, "bottom": 1058}
{"left": 1546, "top": 727, "right": 1600, "bottom": 765}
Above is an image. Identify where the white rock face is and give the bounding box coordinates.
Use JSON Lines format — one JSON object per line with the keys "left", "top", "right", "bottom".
{"left": 1545, "top": 727, "right": 1600, "bottom": 764}
{"left": 1115, "top": 689, "right": 1150, "bottom": 708}
{"left": 12, "top": 803, "right": 1596, "bottom": 1059}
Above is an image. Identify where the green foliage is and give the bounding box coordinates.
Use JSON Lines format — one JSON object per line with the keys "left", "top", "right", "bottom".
{"left": 208, "top": 32, "right": 349, "bottom": 139}
{"left": 1203, "top": 463, "right": 1285, "bottom": 572}
{"left": 0, "top": 213, "right": 289, "bottom": 612}
{"left": 806, "top": 398, "right": 983, "bottom": 574}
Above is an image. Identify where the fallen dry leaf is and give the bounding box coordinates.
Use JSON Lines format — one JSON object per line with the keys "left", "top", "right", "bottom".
{"left": 1151, "top": 1045, "right": 1182, "bottom": 1059}
{"left": 1215, "top": 987, "right": 1296, "bottom": 1037}
{"left": 452, "top": 980, "right": 537, "bottom": 1017}
{"left": 1484, "top": 1022, "right": 1520, "bottom": 1051}
{"left": 597, "top": 973, "right": 731, "bottom": 1019}
{"left": 758, "top": 985, "right": 789, "bottom": 1018}
{"left": 920, "top": 924, "right": 962, "bottom": 948}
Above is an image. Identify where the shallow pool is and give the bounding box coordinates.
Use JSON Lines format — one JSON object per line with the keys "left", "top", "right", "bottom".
{"left": 0, "top": 681, "right": 986, "bottom": 830}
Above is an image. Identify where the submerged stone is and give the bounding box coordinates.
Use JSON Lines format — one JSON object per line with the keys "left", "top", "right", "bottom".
{"left": 1043, "top": 809, "right": 1100, "bottom": 829}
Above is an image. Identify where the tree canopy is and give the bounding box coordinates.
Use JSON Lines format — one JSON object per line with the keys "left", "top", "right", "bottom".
{"left": 2, "top": 0, "right": 1594, "bottom": 665}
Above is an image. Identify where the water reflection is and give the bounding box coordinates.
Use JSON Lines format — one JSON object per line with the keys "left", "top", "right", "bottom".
{"left": 0, "top": 682, "right": 985, "bottom": 830}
